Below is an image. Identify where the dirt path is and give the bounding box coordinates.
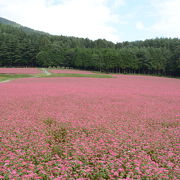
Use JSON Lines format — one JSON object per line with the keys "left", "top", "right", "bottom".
{"left": 0, "top": 79, "right": 11, "bottom": 83}
{"left": 41, "top": 68, "right": 51, "bottom": 75}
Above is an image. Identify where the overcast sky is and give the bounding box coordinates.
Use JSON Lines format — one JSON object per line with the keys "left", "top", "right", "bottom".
{"left": 1, "top": 0, "right": 180, "bottom": 42}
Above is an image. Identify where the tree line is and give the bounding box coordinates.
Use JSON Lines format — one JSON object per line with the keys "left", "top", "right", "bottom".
{"left": 0, "top": 23, "right": 180, "bottom": 76}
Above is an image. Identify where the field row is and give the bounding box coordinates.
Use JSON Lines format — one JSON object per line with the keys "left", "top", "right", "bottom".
{"left": 0, "top": 75, "right": 180, "bottom": 179}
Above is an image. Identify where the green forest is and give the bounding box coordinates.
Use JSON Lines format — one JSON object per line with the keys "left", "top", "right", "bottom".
{"left": 0, "top": 17, "right": 180, "bottom": 76}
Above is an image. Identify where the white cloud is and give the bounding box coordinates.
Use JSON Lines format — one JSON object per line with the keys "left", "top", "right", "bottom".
{"left": 136, "top": 22, "right": 145, "bottom": 30}
{"left": 110, "top": 0, "right": 125, "bottom": 9}
{"left": 0, "top": 0, "right": 124, "bottom": 42}
{"left": 148, "top": 0, "right": 180, "bottom": 38}
{"left": 1, "top": 0, "right": 179, "bottom": 42}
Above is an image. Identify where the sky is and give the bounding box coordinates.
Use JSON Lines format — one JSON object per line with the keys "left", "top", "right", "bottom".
{"left": 0, "top": 0, "right": 180, "bottom": 43}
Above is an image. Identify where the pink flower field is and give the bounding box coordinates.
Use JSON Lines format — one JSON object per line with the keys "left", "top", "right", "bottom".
{"left": 0, "top": 75, "right": 180, "bottom": 179}
{"left": 49, "top": 69, "right": 95, "bottom": 74}
{"left": 0, "top": 68, "right": 42, "bottom": 74}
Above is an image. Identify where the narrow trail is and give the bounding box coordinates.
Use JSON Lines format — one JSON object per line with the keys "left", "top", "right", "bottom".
{"left": 41, "top": 68, "right": 51, "bottom": 75}
{"left": 0, "top": 79, "right": 11, "bottom": 83}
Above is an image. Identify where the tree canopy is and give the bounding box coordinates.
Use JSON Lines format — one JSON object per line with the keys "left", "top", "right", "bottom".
{"left": 0, "top": 19, "right": 180, "bottom": 76}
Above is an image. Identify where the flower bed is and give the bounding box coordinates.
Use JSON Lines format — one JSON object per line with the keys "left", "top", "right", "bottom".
{"left": 0, "top": 68, "right": 41, "bottom": 74}
{"left": 0, "top": 76, "right": 179, "bottom": 179}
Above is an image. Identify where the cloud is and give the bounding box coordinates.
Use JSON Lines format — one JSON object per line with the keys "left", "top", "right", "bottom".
{"left": 0, "top": 0, "right": 124, "bottom": 42}
{"left": 1, "top": 0, "right": 179, "bottom": 42}
{"left": 136, "top": 22, "right": 145, "bottom": 30}
{"left": 110, "top": 0, "right": 125, "bottom": 9}
{"left": 148, "top": 0, "right": 180, "bottom": 38}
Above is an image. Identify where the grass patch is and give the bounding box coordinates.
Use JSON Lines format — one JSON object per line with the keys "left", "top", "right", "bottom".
{"left": 161, "top": 121, "right": 180, "bottom": 128}
{"left": 110, "top": 72, "right": 180, "bottom": 79}
{"left": 43, "top": 118, "right": 70, "bottom": 145}
{"left": 0, "top": 76, "right": 9, "bottom": 82}
{"left": 0, "top": 74, "right": 34, "bottom": 82}
{"left": 0, "top": 72, "right": 112, "bottom": 82}
{"left": 38, "top": 73, "right": 113, "bottom": 78}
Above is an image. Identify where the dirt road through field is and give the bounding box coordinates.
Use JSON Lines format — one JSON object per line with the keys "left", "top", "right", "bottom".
{"left": 41, "top": 68, "right": 51, "bottom": 75}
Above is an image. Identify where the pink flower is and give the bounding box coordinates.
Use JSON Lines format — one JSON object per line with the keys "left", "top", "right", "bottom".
{"left": 0, "top": 73, "right": 180, "bottom": 179}
{"left": 114, "top": 171, "right": 119, "bottom": 176}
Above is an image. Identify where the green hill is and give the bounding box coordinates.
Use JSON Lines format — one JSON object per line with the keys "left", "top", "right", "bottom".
{"left": 0, "top": 17, "right": 21, "bottom": 27}
{"left": 0, "top": 17, "right": 48, "bottom": 35}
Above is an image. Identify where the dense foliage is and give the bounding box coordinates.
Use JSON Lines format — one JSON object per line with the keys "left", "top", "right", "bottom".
{"left": 0, "top": 18, "right": 180, "bottom": 76}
